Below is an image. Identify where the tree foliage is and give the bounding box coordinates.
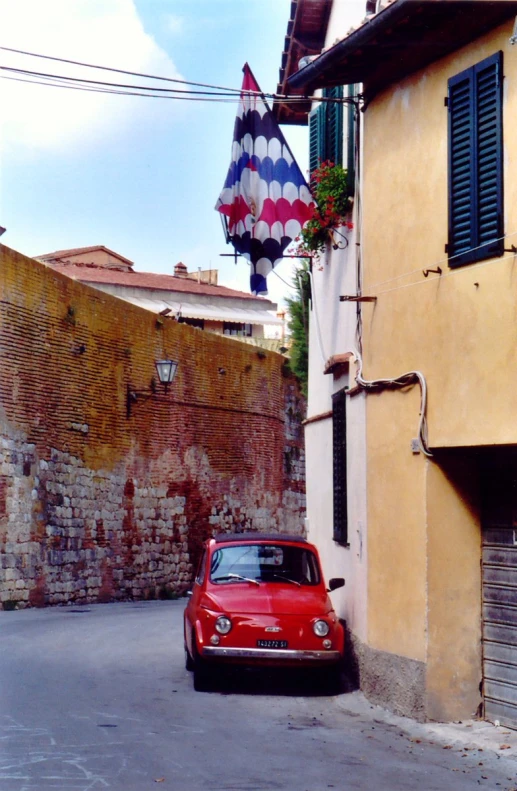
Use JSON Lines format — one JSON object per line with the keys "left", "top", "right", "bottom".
{"left": 286, "top": 260, "right": 311, "bottom": 397}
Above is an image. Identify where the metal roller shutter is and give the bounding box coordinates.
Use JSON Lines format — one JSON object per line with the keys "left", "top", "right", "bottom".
{"left": 482, "top": 453, "right": 517, "bottom": 728}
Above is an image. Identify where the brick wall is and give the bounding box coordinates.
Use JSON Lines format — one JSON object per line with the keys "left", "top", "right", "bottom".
{"left": 0, "top": 245, "right": 306, "bottom": 607}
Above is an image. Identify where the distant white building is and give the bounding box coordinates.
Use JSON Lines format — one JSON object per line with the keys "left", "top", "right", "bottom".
{"left": 37, "top": 245, "right": 284, "bottom": 341}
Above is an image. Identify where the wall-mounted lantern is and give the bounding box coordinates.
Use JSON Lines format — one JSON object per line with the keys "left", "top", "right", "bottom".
{"left": 126, "top": 359, "right": 178, "bottom": 418}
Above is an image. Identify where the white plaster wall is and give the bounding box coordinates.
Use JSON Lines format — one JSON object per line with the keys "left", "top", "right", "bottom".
{"left": 326, "top": 2, "right": 367, "bottom": 48}
{"left": 304, "top": 0, "right": 369, "bottom": 641}
{"left": 305, "top": 236, "right": 368, "bottom": 641}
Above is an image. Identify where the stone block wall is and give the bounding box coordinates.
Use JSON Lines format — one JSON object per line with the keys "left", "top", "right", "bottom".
{"left": 0, "top": 245, "right": 306, "bottom": 607}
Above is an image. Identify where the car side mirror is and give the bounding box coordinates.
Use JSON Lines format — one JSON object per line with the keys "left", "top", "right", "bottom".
{"left": 327, "top": 577, "right": 345, "bottom": 592}
{"left": 185, "top": 590, "right": 193, "bottom": 598}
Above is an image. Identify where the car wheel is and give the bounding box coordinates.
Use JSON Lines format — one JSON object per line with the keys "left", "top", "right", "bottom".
{"left": 192, "top": 635, "right": 212, "bottom": 692}
{"left": 184, "top": 642, "right": 194, "bottom": 671}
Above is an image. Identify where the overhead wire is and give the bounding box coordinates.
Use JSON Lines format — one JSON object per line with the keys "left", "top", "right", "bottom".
{"left": 0, "top": 68, "right": 342, "bottom": 104}
{"left": 270, "top": 266, "right": 297, "bottom": 290}
{"left": 369, "top": 241, "right": 517, "bottom": 299}
{"left": 365, "top": 229, "right": 517, "bottom": 293}
{"left": 0, "top": 73, "right": 246, "bottom": 102}
{"left": 1, "top": 64, "right": 268, "bottom": 98}
{"left": 0, "top": 45, "right": 361, "bottom": 105}
{"left": 0, "top": 44, "right": 248, "bottom": 94}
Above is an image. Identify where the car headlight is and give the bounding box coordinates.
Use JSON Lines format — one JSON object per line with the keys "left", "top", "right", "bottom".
{"left": 215, "top": 615, "right": 232, "bottom": 635}
{"left": 313, "top": 619, "right": 330, "bottom": 637}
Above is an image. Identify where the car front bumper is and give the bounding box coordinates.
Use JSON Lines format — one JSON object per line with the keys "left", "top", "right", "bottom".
{"left": 202, "top": 646, "right": 342, "bottom": 662}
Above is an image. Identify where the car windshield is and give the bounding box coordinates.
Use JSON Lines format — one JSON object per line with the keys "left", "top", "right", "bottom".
{"left": 210, "top": 543, "right": 321, "bottom": 586}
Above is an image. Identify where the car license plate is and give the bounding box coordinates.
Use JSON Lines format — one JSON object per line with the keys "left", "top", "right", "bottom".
{"left": 257, "top": 639, "right": 288, "bottom": 649}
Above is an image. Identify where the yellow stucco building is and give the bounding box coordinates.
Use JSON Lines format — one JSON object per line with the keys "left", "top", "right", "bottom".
{"left": 278, "top": 0, "right": 517, "bottom": 725}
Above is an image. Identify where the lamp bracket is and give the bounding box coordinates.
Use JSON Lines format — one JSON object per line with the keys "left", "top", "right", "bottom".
{"left": 126, "top": 381, "right": 170, "bottom": 419}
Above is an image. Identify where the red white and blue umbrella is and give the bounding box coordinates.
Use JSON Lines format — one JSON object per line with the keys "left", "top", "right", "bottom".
{"left": 216, "top": 64, "right": 314, "bottom": 295}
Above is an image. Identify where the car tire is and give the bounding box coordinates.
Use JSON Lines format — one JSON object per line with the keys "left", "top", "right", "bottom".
{"left": 192, "top": 635, "right": 212, "bottom": 692}
{"left": 185, "top": 642, "right": 194, "bottom": 671}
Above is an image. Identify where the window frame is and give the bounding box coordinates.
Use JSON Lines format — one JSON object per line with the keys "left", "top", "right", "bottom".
{"left": 195, "top": 550, "right": 207, "bottom": 586}
{"left": 222, "top": 322, "right": 252, "bottom": 337}
{"left": 447, "top": 51, "right": 504, "bottom": 268}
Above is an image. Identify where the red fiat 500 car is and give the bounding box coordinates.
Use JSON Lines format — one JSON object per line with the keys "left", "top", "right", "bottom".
{"left": 184, "top": 533, "right": 345, "bottom": 691}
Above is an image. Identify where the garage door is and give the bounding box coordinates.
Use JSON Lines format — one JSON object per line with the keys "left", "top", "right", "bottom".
{"left": 482, "top": 450, "right": 517, "bottom": 728}
{"left": 483, "top": 525, "right": 517, "bottom": 727}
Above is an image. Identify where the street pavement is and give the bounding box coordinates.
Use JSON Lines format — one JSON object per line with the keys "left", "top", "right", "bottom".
{"left": 1, "top": 599, "right": 516, "bottom": 791}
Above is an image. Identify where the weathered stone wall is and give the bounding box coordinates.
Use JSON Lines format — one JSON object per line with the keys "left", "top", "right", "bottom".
{"left": 0, "top": 245, "right": 306, "bottom": 607}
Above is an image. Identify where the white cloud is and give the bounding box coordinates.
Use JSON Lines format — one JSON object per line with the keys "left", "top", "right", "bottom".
{"left": 0, "top": 0, "right": 183, "bottom": 153}
{"left": 165, "top": 14, "right": 184, "bottom": 35}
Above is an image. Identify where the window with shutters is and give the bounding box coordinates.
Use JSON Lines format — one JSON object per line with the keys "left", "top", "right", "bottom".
{"left": 447, "top": 52, "right": 504, "bottom": 268}
{"left": 309, "top": 86, "right": 344, "bottom": 174}
{"left": 332, "top": 388, "right": 348, "bottom": 545}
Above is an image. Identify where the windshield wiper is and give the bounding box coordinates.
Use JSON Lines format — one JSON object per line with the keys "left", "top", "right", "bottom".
{"left": 212, "top": 573, "right": 260, "bottom": 586}
{"left": 273, "top": 574, "right": 301, "bottom": 587}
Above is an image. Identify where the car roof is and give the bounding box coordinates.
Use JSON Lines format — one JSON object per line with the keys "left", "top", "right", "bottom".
{"left": 212, "top": 532, "right": 308, "bottom": 545}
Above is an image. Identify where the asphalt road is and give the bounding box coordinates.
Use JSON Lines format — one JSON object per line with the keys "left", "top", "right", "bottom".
{"left": 1, "top": 600, "right": 516, "bottom": 791}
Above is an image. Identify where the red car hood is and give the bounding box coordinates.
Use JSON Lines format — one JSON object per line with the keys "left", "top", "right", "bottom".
{"left": 202, "top": 585, "right": 333, "bottom": 616}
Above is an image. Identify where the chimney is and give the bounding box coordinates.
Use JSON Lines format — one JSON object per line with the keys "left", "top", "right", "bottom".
{"left": 174, "top": 261, "right": 188, "bottom": 278}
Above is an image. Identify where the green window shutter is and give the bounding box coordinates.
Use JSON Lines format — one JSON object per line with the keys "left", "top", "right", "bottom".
{"left": 332, "top": 388, "right": 348, "bottom": 545}
{"left": 310, "top": 87, "right": 344, "bottom": 178}
{"left": 448, "top": 51, "right": 503, "bottom": 267}
{"left": 323, "top": 86, "right": 343, "bottom": 166}
{"left": 476, "top": 54, "right": 503, "bottom": 254}
{"left": 309, "top": 107, "right": 320, "bottom": 176}
{"left": 448, "top": 70, "right": 473, "bottom": 260}
{"left": 309, "top": 104, "right": 327, "bottom": 176}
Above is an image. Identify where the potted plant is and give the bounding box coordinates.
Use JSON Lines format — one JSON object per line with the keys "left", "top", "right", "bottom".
{"left": 295, "top": 161, "right": 353, "bottom": 260}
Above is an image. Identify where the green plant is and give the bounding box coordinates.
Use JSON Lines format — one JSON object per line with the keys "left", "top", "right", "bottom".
{"left": 296, "top": 161, "right": 353, "bottom": 259}
{"left": 285, "top": 260, "right": 311, "bottom": 397}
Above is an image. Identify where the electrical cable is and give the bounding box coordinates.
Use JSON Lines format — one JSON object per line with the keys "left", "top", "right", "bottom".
{"left": 0, "top": 73, "right": 245, "bottom": 102}
{"left": 0, "top": 67, "right": 340, "bottom": 104}
{"left": 1, "top": 64, "right": 320, "bottom": 100}
{"left": 353, "top": 351, "right": 432, "bottom": 457}
{"left": 308, "top": 265, "right": 328, "bottom": 364}
{"left": 0, "top": 46, "right": 361, "bottom": 105}
{"left": 371, "top": 245, "right": 517, "bottom": 299}
{"left": 0, "top": 64, "right": 262, "bottom": 96}
{"left": 270, "top": 266, "right": 297, "bottom": 290}
{"left": 353, "top": 101, "right": 363, "bottom": 355}
{"left": 0, "top": 44, "right": 248, "bottom": 94}
{"left": 366, "top": 229, "right": 517, "bottom": 293}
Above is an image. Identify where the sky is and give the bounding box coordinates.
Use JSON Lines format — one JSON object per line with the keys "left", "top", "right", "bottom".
{"left": 0, "top": 0, "right": 365, "bottom": 307}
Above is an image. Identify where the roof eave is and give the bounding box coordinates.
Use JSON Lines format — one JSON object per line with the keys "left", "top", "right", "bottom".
{"left": 273, "top": 0, "right": 333, "bottom": 125}
{"left": 287, "top": 0, "right": 517, "bottom": 102}
{"left": 287, "top": 0, "right": 415, "bottom": 92}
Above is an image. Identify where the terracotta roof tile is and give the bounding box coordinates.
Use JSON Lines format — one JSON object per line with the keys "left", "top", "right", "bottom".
{"left": 43, "top": 262, "right": 273, "bottom": 304}
{"left": 38, "top": 245, "right": 134, "bottom": 266}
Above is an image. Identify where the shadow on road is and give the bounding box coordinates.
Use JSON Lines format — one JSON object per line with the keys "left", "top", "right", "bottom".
{"left": 191, "top": 666, "right": 356, "bottom": 697}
